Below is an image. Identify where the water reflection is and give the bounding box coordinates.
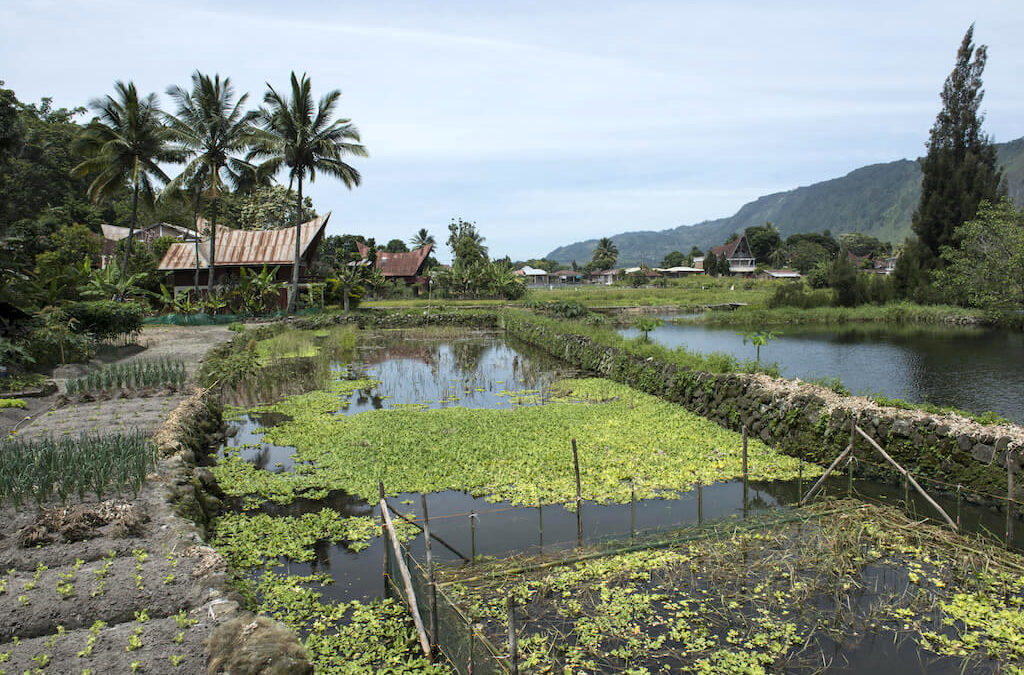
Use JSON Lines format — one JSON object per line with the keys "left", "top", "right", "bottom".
{"left": 621, "top": 320, "right": 1024, "bottom": 423}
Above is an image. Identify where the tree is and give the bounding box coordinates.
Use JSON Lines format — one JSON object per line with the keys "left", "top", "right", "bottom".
{"left": 829, "top": 248, "right": 858, "bottom": 307}
{"left": 409, "top": 228, "right": 435, "bottom": 249}
{"left": 72, "top": 81, "right": 178, "bottom": 271}
{"left": 745, "top": 223, "right": 781, "bottom": 262}
{"left": 742, "top": 331, "right": 777, "bottom": 367}
{"left": 703, "top": 251, "right": 718, "bottom": 277}
{"left": 384, "top": 238, "right": 409, "bottom": 253}
{"left": 912, "top": 25, "right": 1001, "bottom": 261}
{"left": 839, "top": 232, "right": 890, "bottom": 258}
{"left": 660, "top": 250, "right": 686, "bottom": 268}
{"left": 165, "top": 71, "right": 258, "bottom": 291}
{"left": 251, "top": 72, "right": 367, "bottom": 313}
{"left": 588, "top": 237, "right": 618, "bottom": 271}
{"left": 934, "top": 198, "right": 1024, "bottom": 313}
{"left": 446, "top": 218, "right": 488, "bottom": 266}
{"left": 224, "top": 184, "right": 316, "bottom": 230}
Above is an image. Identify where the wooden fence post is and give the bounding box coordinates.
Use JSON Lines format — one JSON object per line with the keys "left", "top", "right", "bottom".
{"left": 573, "top": 438, "right": 583, "bottom": 546}
{"left": 507, "top": 595, "right": 519, "bottom": 675}
{"left": 421, "top": 494, "right": 438, "bottom": 657}
{"left": 380, "top": 499, "right": 431, "bottom": 658}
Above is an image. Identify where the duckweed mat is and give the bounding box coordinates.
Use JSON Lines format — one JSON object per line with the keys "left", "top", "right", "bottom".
{"left": 432, "top": 500, "right": 1024, "bottom": 674}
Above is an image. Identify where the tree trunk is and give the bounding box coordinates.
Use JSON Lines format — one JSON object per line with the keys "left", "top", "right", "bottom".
{"left": 207, "top": 199, "right": 219, "bottom": 293}
{"left": 288, "top": 178, "right": 303, "bottom": 314}
{"left": 343, "top": 281, "right": 351, "bottom": 313}
{"left": 122, "top": 182, "right": 140, "bottom": 272}
{"left": 192, "top": 197, "right": 200, "bottom": 295}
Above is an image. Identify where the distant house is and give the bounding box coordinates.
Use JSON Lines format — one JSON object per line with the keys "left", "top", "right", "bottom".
{"left": 871, "top": 256, "right": 899, "bottom": 275}
{"left": 513, "top": 266, "right": 552, "bottom": 287}
{"left": 552, "top": 269, "right": 583, "bottom": 285}
{"left": 657, "top": 265, "right": 704, "bottom": 278}
{"left": 759, "top": 269, "right": 802, "bottom": 280}
{"left": 590, "top": 269, "right": 620, "bottom": 285}
{"left": 357, "top": 242, "right": 433, "bottom": 285}
{"left": 710, "top": 235, "right": 757, "bottom": 275}
{"left": 101, "top": 222, "right": 198, "bottom": 268}
{"left": 158, "top": 214, "right": 330, "bottom": 307}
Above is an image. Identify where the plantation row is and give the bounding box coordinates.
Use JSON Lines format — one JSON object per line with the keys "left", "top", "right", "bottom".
{"left": 64, "top": 359, "right": 188, "bottom": 396}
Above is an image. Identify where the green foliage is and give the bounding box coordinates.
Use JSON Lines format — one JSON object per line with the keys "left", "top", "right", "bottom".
{"left": 660, "top": 250, "right": 687, "bottom": 268}
{"left": 64, "top": 358, "right": 187, "bottom": 396}
{"left": 767, "top": 283, "right": 832, "bottom": 309}
{"left": 0, "top": 431, "right": 155, "bottom": 506}
{"left": 913, "top": 25, "right": 1002, "bottom": 260}
{"left": 866, "top": 393, "right": 1009, "bottom": 426}
{"left": 524, "top": 300, "right": 592, "bottom": 319}
{"left": 741, "top": 330, "right": 777, "bottom": 365}
{"left": 829, "top": 250, "right": 858, "bottom": 307}
{"left": 586, "top": 237, "right": 618, "bottom": 272}
{"left": 224, "top": 185, "right": 317, "bottom": 230}
{"left": 0, "top": 399, "right": 26, "bottom": 409}
{"left": 698, "top": 301, "right": 985, "bottom": 326}
{"left": 214, "top": 377, "right": 814, "bottom": 507}
{"left": 745, "top": 222, "right": 781, "bottom": 261}
{"left": 24, "top": 306, "right": 93, "bottom": 367}
{"left": 80, "top": 262, "right": 151, "bottom": 303}
{"left": 433, "top": 260, "right": 526, "bottom": 300}
{"left": 446, "top": 217, "right": 488, "bottom": 266}
{"left": 631, "top": 316, "right": 664, "bottom": 342}
{"left": 934, "top": 197, "right": 1024, "bottom": 313}
{"left": 64, "top": 300, "right": 145, "bottom": 342}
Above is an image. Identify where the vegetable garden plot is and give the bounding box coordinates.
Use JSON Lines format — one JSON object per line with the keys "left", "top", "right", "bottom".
{"left": 435, "top": 501, "right": 1024, "bottom": 675}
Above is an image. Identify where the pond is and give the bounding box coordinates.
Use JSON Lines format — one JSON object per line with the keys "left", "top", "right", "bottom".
{"left": 620, "top": 319, "right": 1024, "bottom": 423}
{"left": 211, "top": 326, "right": 1024, "bottom": 674}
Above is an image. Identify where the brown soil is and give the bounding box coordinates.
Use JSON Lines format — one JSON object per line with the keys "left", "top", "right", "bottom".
{"left": 0, "top": 325, "right": 238, "bottom": 675}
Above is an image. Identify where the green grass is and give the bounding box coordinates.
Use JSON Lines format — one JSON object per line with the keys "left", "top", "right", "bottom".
{"left": 0, "top": 398, "right": 27, "bottom": 409}
{"left": 253, "top": 325, "right": 357, "bottom": 363}
{"left": 525, "top": 277, "right": 774, "bottom": 308}
{"left": 691, "top": 301, "right": 989, "bottom": 326}
{"left": 64, "top": 358, "right": 188, "bottom": 396}
{"left": 0, "top": 373, "right": 47, "bottom": 394}
{"left": 213, "top": 378, "right": 816, "bottom": 507}
{"left": 867, "top": 393, "right": 1010, "bottom": 426}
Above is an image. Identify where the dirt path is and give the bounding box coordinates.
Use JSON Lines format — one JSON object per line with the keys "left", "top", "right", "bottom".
{"left": 1, "top": 325, "right": 234, "bottom": 440}
{"left": 0, "top": 325, "right": 239, "bottom": 674}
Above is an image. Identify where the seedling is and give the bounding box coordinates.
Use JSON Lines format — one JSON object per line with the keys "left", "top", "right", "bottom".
{"left": 77, "top": 620, "right": 105, "bottom": 658}
{"left": 169, "top": 654, "right": 185, "bottom": 667}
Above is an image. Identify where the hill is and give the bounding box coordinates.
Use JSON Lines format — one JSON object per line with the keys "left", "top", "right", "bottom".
{"left": 547, "top": 137, "right": 1024, "bottom": 266}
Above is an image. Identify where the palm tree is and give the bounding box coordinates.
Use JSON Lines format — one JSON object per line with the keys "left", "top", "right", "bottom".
{"left": 591, "top": 237, "right": 618, "bottom": 269}
{"left": 72, "top": 81, "right": 178, "bottom": 271}
{"left": 250, "top": 72, "right": 367, "bottom": 313}
{"left": 409, "top": 228, "right": 435, "bottom": 250}
{"left": 165, "top": 72, "right": 258, "bottom": 292}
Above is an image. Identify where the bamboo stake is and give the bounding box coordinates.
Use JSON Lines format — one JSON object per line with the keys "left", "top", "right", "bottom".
{"left": 380, "top": 499, "right": 431, "bottom": 658}
{"left": 380, "top": 481, "right": 389, "bottom": 599}
{"left": 421, "top": 495, "right": 438, "bottom": 655}
{"left": 573, "top": 438, "right": 583, "bottom": 546}
{"left": 855, "top": 426, "right": 957, "bottom": 530}
{"left": 507, "top": 595, "right": 519, "bottom": 675}
{"left": 799, "top": 443, "right": 853, "bottom": 506}
{"left": 1007, "top": 453, "right": 1016, "bottom": 546}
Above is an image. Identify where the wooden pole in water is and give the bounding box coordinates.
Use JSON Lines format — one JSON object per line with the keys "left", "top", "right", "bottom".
{"left": 1007, "top": 452, "right": 1016, "bottom": 546}
{"left": 573, "top": 438, "right": 583, "bottom": 546}
{"left": 538, "top": 501, "right": 543, "bottom": 552}
{"left": 470, "top": 512, "right": 476, "bottom": 566}
{"left": 380, "top": 499, "right": 431, "bottom": 658}
{"left": 507, "top": 595, "right": 519, "bottom": 675}
{"left": 380, "top": 481, "right": 389, "bottom": 598}
{"left": 854, "top": 427, "right": 957, "bottom": 530}
{"left": 630, "top": 479, "right": 635, "bottom": 542}
{"left": 698, "top": 483, "right": 703, "bottom": 524}
{"left": 799, "top": 443, "right": 853, "bottom": 506}
{"left": 421, "top": 495, "right": 438, "bottom": 656}
{"left": 742, "top": 426, "right": 749, "bottom": 518}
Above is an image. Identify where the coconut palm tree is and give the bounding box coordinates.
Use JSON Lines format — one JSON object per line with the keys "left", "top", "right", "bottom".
{"left": 250, "top": 72, "right": 367, "bottom": 313}
{"left": 409, "top": 227, "right": 435, "bottom": 250}
{"left": 164, "top": 72, "right": 259, "bottom": 291}
{"left": 590, "top": 237, "right": 618, "bottom": 270}
{"left": 72, "top": 81, "right": 178, "bottom": 271}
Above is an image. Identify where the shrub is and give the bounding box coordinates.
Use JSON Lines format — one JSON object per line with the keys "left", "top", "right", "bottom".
{"left": 767, "top": 284, "right": 832, "bottom": 309}
{"left": 64, "top": 301, "right": 145, "bottom": 342}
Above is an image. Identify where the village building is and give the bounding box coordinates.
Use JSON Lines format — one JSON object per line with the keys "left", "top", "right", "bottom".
{"left": 656, "top": 265, "right": 704, "bottom": 278}
{"left": 589, "top": 268, "right": 620, "bottom": 285}
{"left": 157, "top": 214, "right": 330, "bottom": 308}
{"left": 709, "top": 234, "right": 757, "bottom": 275}
{"left": 513, "top": 265, "right": 553, "bottom": 287}
{"left": 758, "top": 269, "right": 802, "bottom": 280}
{"left": 101, "top": 222, "right": 198, "bottom": 268}
{"left": 552, "top": 269, "right": 583, "bottom": 285}
{"left": 356, "top": 242, "right": 434, "bottom": 286}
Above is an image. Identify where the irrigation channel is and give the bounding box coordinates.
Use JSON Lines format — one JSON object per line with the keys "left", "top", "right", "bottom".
{"left": 212, "top": 327, "right": 1024, "bottom": 674}
{"left": 620, "top": 317, "right": 1024, "bottom": 424}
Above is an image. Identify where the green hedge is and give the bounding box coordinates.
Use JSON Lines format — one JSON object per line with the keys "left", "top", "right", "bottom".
{"left": 65, "top": 301, "right": 145, "bottom": 342}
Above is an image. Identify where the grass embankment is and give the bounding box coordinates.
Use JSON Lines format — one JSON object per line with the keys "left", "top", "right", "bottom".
{"left": 212, "top": 377, "right": 813, "bottom": 507}
{"left": 441, "top": 500, "right": 1024, "bottom": 674}
{"left": 503, "top": 310, "right": 769, "bottom": 375}
{"left": 690, "top": 301, "right": 990, "bottom": 326}
{"left": 524, "top": 278, "right": 774, "bottom": 308}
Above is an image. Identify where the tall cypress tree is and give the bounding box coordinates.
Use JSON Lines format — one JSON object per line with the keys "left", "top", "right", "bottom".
{"left": 912, "top": 24, "right": 1002, "bottom": 260}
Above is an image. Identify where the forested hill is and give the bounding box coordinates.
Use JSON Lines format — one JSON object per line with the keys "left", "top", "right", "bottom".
{"left": 546, "top": 137, "right": 1024, "bottom": 266}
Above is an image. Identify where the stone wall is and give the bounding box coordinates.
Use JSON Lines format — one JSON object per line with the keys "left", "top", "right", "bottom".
{"left": 505, "top": 314, "right": 1024, "bottom": 504}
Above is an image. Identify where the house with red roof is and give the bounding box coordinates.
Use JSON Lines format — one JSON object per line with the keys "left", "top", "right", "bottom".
{"left": 709, "top": 234, "right": 757, "bottom": 275}
{"left": 356, "top": 242, "right": 434, "bottom": 286}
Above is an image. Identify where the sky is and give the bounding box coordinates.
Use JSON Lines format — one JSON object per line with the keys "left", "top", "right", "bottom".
{"left": 3, "top": 1, "right": 1023, "bottom": 263}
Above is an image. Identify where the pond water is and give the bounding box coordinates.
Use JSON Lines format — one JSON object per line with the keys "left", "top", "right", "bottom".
{"left": 619, "top": 319, "right": 1024, "bottom": 423}
{"left": 215, "top": 327, "right": 1024, "bottom": 674}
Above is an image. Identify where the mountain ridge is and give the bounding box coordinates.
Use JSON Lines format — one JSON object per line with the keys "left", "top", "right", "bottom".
{"left": 545, "top": 138, "right": 1024, "bottom": 267}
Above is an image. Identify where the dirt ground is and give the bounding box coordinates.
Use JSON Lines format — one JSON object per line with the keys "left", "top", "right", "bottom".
{"left": 1, "top": 325, "right": 234, "bottom": 440}
{"left": 0, "top": 325, "right": 238, "bottom": 674}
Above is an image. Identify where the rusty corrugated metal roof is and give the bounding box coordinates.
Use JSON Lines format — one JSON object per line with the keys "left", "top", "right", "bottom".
{"left": 356, "top": 242, "right": 433, "bottom": 278}
{"left": 158, "top": 213, "right": 330, "bottom": 271}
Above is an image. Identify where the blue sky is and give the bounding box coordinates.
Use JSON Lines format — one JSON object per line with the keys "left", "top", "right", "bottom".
{"left": 3, "top": 1, "right": 1023, "bottom": 262}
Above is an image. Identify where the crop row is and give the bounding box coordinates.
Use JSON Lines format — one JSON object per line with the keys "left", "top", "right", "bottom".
{"left": 0, "top": 431, "right": 156, "bottom": 506}
{"left": 64, "top": 359, "right": 187, "bottom": 396}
